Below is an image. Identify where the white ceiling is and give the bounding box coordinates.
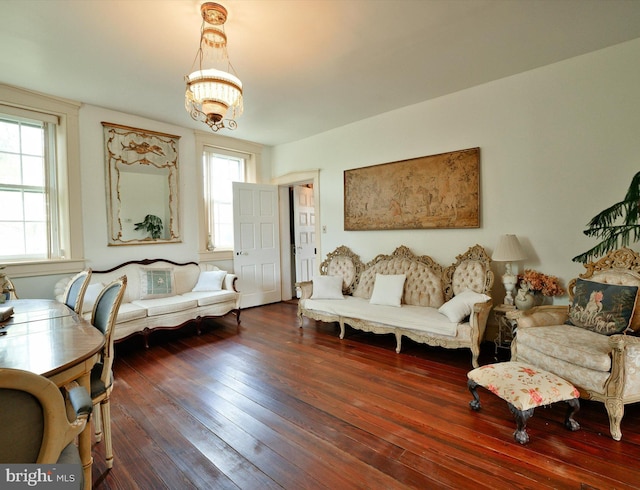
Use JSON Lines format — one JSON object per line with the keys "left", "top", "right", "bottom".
{"left": 2, "top": 0, "right": 640, "bottom": 146}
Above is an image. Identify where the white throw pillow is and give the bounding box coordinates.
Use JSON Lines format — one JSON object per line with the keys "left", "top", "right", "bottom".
{"left": 311, "top": 275, "right": 344, "bottom": 299}
{"left": 369, "top": 274, "right": 406, "bottom": 307}
{"left": 192, "top": 270, "right": 227, "bottom": 292}
{"left": 82, "top": 282, "right": 104, "bottom": 314}
{"left": 438, "top": 289, "right": 491, "bottom": 323}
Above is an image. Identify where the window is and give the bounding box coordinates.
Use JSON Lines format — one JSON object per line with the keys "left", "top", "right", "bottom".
{"left": 0, "top": 112, "right": 60, "bottom": 260}
{"left": 203, "top": 147, "right": 247, "bottom": 250}
{"left": 195, "top": 131, "right": 261, "bottom": 260}
{"left": 0, "top": 83, "right": 83, "bottom": 274}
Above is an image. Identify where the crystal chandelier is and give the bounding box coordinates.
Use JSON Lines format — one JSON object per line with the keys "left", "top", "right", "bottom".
{"left": 185, "top": 2, "right": 243, "bottom": 132}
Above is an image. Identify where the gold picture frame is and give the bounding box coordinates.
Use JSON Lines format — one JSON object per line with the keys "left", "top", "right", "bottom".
{"left": 103, "top": 122, "right": 181, "bottom": 245}
{"left": 344, "top": 147, "right": 480, "bottom": 230}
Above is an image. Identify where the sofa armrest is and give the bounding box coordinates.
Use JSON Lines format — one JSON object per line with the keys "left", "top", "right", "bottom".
{"left": 224, "top": 274, "right": 239, "bottom": 292}
{"left": 295, "top": 281, "right": 313, "bottom": 300}
{"left": 506, "top": 305, "right": 568, "bottom": 328}
{"left": 471, "top": 299, "right": 493, "bottom": 338}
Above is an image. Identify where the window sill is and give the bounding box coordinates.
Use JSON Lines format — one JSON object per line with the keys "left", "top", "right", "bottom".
{"left": 1, "top": 259, "right": 86, "bottom": 278}
{"left": 198, "top": 250, "right": 233, "bottom": 262}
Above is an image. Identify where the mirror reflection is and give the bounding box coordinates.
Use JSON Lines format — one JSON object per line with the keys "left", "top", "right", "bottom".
{"left": 103, "top": 123, "right": 181, "bottom": 245}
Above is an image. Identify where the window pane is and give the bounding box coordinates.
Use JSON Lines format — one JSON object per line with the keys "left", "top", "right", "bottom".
{"left": 24, "top": 192, "right": 46, "bottom": 221}
{"left": 21, "top": 124, "right": 44, "bottom": 156}
{"left": 0, "top": 152, "right": 21, "bottom": 185}
{"left": 0, "top": 120, "right": 19, "bottom": 153}
{"left": 22, "top": 155, "right": 45, "bottom": 187}
{"left": 25, "top": 222, "right": 47, "bottom": 256}
{"left": 0, "top": 222, "right": 25, "bottom": 256}
{"left": 0, "top": 190, "right": 23, "bottom": 220}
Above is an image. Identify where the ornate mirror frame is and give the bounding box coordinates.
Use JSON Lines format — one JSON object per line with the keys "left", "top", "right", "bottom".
{"left": 102, "top": 122, "right": 181, "bottom": 245}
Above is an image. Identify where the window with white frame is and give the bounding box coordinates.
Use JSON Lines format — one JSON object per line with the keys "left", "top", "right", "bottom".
{"left": 0, "top": 110, "right": 62, "bottom": 261}
{"left": 203, "top": 146, "right": 247, "bottom": 250}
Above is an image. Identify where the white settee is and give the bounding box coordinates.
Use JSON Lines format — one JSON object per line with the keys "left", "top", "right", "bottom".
{"left": 297, "top": 245, "right": 494, "bottom": 368}
{"left": 55, "top": 259, "right": 240, "bottom": 347}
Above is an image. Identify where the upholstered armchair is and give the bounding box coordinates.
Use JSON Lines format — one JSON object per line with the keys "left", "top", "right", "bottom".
{"left": 0, "top": 368, "right": 92, "bottom": 475}
{"left": 508, "top": 247, "right": 640, "bottom": 440}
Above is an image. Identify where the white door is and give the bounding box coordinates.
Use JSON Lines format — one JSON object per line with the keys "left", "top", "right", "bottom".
{"left": 233, "top": 182, "right": 282, "bottom": 308}
{"left": 293, "top": 185, "right": 316, "bottom": 285}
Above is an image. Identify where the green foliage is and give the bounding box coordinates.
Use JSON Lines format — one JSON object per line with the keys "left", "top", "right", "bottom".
{"left": 134, "top": 214, "right": 163, "bottom": 239}
{"left": 573, "top": 171, "right": 640, "bottom": 263}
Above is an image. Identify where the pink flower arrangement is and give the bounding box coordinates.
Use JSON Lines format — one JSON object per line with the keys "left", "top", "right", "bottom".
{"left": 518, "top": 269, "right": 565, "bottom": 297}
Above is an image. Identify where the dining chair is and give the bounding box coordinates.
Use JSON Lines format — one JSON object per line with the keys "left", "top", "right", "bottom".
{"left": 62, "top": 268, "right": 92, "bottom": 314}
{"left": 0, "top": 368, "right": 92, "bottom": 488}
{"left": 90, "top": 275, "right": 127, "bottom": 469}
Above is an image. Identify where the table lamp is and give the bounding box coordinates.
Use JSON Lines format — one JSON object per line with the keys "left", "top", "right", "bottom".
{"left": 492, "top": 234, "right": 526, "bottom": 305}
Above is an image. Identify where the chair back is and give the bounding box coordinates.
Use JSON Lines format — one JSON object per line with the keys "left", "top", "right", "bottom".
{"left": 63, "top": 269, "right": 92, "bottom": 314}
{"left": 91, "top": 276, "right": 127, "bottom": 387}
{"left": 0, "top": 368, "right": 86, "bottom": 463}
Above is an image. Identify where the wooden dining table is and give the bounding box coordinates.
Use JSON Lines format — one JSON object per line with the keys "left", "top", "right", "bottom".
{"left": 0, "top": 299, "right": 104, "bottom": 490}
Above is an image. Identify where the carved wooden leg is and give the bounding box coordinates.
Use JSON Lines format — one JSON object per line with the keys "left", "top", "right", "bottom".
{"left": 467, "top": 379, "right": 482, "bottom": 411}
{"left": 339, "top": 319, "right": 345, "bottom": 339}
{"left": 564, "top": 398, "right": 580, "bottom": 432}
{"left": 297, "top": 309, "right": 303, "bottom": 327}
{"left": 605, "top": 397, "right": 624, "bottom": 441}
{"left": 470, "top": 346, "right": 480, "bottom": 369}
{"left": 235, "top": 308, "right": 241, "bottom": 325}
{"left": 508, "top": 403, "right": 534, "bottom": 445}
{"left": 395, "top": 332, "right": 402, "bottom": 353}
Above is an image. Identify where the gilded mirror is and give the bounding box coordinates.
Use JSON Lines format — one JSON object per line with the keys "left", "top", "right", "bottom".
{"left": 103, "top": 122, "right": 181, "bottom": 245}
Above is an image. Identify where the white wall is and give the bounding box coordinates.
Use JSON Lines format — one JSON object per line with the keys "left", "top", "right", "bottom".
{"left": 270, "top": 38, "right": 640, "bottom": 304}
{"left": 78, "top": 106, "right": 200, "bottom": 269}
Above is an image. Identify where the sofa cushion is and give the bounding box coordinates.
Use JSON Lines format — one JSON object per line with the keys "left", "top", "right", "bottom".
{"left": 132, "top": 296, "right": 198, "bottom": 317}
{"left": 438, "top": 289, "right": 491, "bottom": 323}
{"left": 113, "top": 303, "right": 148, "bottom": 324}
{"left": 517, "top": 324, "right": 612, "bottom": 372}
{"left": 565, "top": 278, "right": 638, "bottom": 335}
{"left": 139, "top": 268, "right": 175, "bottom": 299}
{"left": 192, "top": 270, "right": 227, "bottom": 292}
{"left": 370, "top": 274, "right": 406, "bottom": 307}
{"left": 180, "top": 291, "right": 238, "bottom": 307}
{"left": 303, "top": 297, "right": 459, "bottom": 337}
{"left": 311, "top": 275, "right": 344, "bottom": 300}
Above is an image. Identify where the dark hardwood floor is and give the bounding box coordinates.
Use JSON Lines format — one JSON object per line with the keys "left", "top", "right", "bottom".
{"left": 91, "top": 301, "right": 640, "bottom": 489}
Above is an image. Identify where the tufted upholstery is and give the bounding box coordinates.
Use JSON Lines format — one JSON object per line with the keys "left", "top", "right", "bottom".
{"left": 353, "top": 249, "right": 445, "bottom": 308}
{"left": 298, "top": 244, "right": 494, "bottom": 367}
{"left": 509, "top": 247, "right": 640, "bottom": 441}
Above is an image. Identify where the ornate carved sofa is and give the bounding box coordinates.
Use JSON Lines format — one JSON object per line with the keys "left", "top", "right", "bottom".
{"left": 508, "top": 247, "right": 640, "bottom": 440}
{"left": 297, "top": 245, "right": 494, "bottom": 367}
{"left": 55, "top": 259, "right": 240, "bottom": 347}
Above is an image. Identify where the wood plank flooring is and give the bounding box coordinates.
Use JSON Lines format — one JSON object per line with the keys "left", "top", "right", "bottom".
{"left": 91, "top": 301, "right": 640, "bottom": 489}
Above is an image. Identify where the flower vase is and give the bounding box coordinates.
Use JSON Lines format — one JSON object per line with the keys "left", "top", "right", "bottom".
{"left": 515, "top": 291, "right": 535, "bottom": 311}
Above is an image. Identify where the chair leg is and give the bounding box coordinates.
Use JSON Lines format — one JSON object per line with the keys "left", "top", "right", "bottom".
{"left": 605, "top": 397, "right": 624, "bottom": 441}
{"left": 102, "top": 398, "right": 113, "bottom": 469}
{"left": 94, "top": 403, "right": 103, "bottom": 442}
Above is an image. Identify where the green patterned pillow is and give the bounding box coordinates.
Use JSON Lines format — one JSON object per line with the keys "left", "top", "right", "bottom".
{"left": 140, "top": 268, "right": 175, "bottom": 299}
{"left": 566, "top": 278, "right": 638, "bottom": 335}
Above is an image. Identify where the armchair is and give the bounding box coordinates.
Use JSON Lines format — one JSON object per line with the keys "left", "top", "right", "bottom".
{"left": 0, "top": 368, "right": 92, "bottom": 473}
{"left": 508, "top": 247, "right": 640, "bottom": 441}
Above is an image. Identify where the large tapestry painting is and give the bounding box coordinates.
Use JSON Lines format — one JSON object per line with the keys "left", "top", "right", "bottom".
{"left": 344, "top": 147, "right": 480, "bottom": 230}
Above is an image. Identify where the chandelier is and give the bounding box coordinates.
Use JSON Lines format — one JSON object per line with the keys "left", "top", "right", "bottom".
{"left": 185, "top": 2, "right": 243, "bottom": 132}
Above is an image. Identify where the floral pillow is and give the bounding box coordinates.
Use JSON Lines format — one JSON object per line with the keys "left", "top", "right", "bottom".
{"left": 565, "top": 278, "right": 639, "bottom": 335}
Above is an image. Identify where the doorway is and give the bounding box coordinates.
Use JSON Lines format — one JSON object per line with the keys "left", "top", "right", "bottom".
{"left": 272, "top": 170, "right": 321, "bottom": 301}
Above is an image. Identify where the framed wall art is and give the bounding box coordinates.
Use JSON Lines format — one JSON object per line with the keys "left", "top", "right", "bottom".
{"left": 103, "top": 122, "right": 181, "bottom": 245}
{"left": 344, "top": 147, "right": 480, "bottom": 230}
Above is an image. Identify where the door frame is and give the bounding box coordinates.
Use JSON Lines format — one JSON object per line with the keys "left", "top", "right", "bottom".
{"left": 271, "top": 170, "right": 321, "bottom": 301}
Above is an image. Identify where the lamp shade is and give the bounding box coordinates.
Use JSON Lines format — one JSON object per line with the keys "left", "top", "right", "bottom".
{"left": 492, "top": 234, "right": 526, "bottom": 262}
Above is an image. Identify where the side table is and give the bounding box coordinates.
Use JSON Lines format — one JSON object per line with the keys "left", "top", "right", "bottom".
{"left": 493, "top": 304, "right": 517, "bottom": 360}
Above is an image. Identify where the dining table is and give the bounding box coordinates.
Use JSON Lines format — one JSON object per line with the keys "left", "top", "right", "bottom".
{"left": 0, "top": 299, "right": 104, "bottom": 490}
